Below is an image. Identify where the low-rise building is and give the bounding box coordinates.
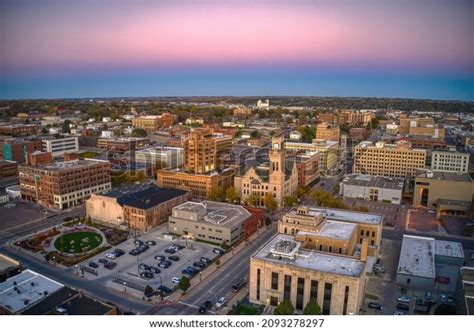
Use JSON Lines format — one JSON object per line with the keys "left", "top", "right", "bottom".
{"left": 291, "top": 151, "right": 320, "bottom": 187}
{"left": 431, "top": 149, "right": 470, "bottom": 174}
{"left": 0, "top": 161, "right": 18, "bottom": 180}
{"left": 97, "top": 137, "right": 149, "bottom": 151}
{"left": 135, "top": 146, "right": 184, "bottom": 169}
{"left": 340, "top": 174, "right": 404, "bottom": 204}
{"left": 285, "top": 140, "right": 339, "bottom": 175}
{"left": 168, "top": 201, "right": 261, "bottom": 245}
{"left": 412, "top": 170, "right": 473, "bottom": 216}
{"left": 396, "top": 235, "right": 464, "bottom": 291}
{"left": 132, "top": 113, "right": 174, "bottom": 131}
{"left": 316, "top": 123, "right": 340, "bottom": 142}
{"left": 27, "top": 151, "right": 53, "bottom": 166}
{"left": 0, "top": 124, "right": 39, "bottom": 137}
{"left": 1, "top": 139, "right": 41, "bottom": 163}
{"left": 0, "top": 254, "right": 21, "bottom": 282}
{"left": 41, "top": 136, "right": 79, "bottom": 157}
{"left": 86, "top": 183, "right": 190, "bottom": 231}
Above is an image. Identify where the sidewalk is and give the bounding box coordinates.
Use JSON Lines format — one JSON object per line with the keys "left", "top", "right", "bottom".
{"left": 167, "top": 224, "right": 274, "bottom": 303}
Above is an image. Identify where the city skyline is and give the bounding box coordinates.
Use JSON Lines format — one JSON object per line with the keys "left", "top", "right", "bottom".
{"left": 1, "top": 0, "right": 473, "bottom": 100}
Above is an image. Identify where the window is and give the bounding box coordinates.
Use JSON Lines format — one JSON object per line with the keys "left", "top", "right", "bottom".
{"left": 323, "top": 283, "right": 332, "bottom": 315}
{"left": 310, "top": 280, "right": 318, "bottom": 301}
{"left": 284, "top": 275, "right": 292, "bottom": 301}
{"left": 372, "top": 231, "right": 375, "bottom": 237}
{"left": 342, "top": 286, "right": 350, "bottom": 315}
{"left": 296, "top": 277, "right": 305, "bottom": 310}
{"left": 256, "top": 269, "right": 261, "bottom": 301}
{"left": 271, "top": 272, "right": 279, "bottom": 290}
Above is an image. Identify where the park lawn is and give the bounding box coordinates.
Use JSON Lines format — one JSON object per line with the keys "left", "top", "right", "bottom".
{"left": 234, "top": 305, "right": 260, "bottom": 315}
{"left": 54, "top": 231, "right": 103, "bottom": 253}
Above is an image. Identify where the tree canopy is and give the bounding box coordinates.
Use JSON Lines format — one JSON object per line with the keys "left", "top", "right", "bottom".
{"left": 303, "top": 299, "right": 321, "bottom": 315}
{"left": 274, "top": 300, "right": 295, "bottom": 315}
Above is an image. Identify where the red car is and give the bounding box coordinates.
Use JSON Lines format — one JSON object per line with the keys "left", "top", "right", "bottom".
{"left": 436, "top": 276, "right": 450, "bottom": 284}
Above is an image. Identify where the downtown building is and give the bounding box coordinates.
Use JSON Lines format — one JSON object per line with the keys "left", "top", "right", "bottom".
{"left": 41, "top": 136, "right": 79, "bottom": 157}
{"left": 19, "top": 159, "right": 111, "bottom": 209}
{"left": 285, "top": 140, "right": 339, "bottom": 175}
{"left": 340, "top": 174, "right": 404, "bottom": 204}
{"left": 431, "top": 149, "right": 470, "bottom": 174}
{"left": 354, "top": 140, "right": 426, "bottom": 178}
{"left": 249, "top": 206, "right": 383, "bottom": 315}
{"left": 131, "top": 113, "right": 174, "bottom": 131}
{"left": 316, "top": 123, "right": 340, "bottom": 142}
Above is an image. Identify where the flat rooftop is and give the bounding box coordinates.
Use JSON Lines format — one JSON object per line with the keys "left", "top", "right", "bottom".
{"left": 173, "top": 201, "right": 251, "bottom": 228}
{"left": 285, "top": 140, "right": 338, "bottom": 149}
{"left": 435, "top": 240, "right": 465, "bottom": 259}
{"left": 22, "top": 159, "right": 109, "bottom": 171}
{"left": 0, "top": 254, "right": 20, "bottom": 271}
{"left": 397, "top": 235, "right": 436, "bottom": 279}
{"left": 253, "top": 234, "right": 365, "bottom": 277}
{"left": 342, "top": 174, "right": 404, "bottom": 191}
{"left": 287, "top": 206, "right": 382, "bottom": 225}
{"left": 316, "top": 221, "right": 357, "bottom": 241}
{"left": 416, "top": 170, "right": 472, "bottom": 183}
{"left": 0, "top": 270, "right": 64, "bottom": 314}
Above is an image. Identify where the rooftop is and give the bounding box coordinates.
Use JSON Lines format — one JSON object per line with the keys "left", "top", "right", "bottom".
{"left": 397, "top": 235, "right": 436, "bottom": 279}
{"left": 435, "top": 240, "right": 465, "bottom": 259}
{"left": 0, "top": 270, "right": 64, "bottom": 314}
{"left": 316, "top": 221, "right": 357, "bottom": 241}
{"left": 172, "top": 201, "right": 251, "bottom": 229}
{"left": 342, "top": 174, "right": 404, "bottom": 190}
{"left": 285, "top": 140, "right": 338, "bottom": 149}
{"left": 253, "top": 234, "right": 365, "bottom": 277}
{"left": 416, "top": 170, "right": 472, "bottom": 182}
{"left": 20, "top": 159, "right": 109, "bottom": 171}
{"left": 287, "top": 206, "right": 383, "bottom": 225}
{"left": 0, "top": 254, "right": 20, "bottom": 272}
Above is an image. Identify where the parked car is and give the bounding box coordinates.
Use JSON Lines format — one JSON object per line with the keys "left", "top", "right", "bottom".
{"left": 200, "top": 257, "right": 212, "bottom": 264}
{"left": 394, "top": 311, "right": 407, "bottom": 315}
{"left": 231, "top": 278, "right": 247, "bottom": 293}
{"left": 146, "top": 240, "right": 156, "bottom": 246}
{"left": 440, "top": 294, "right": 447, "bottom": 302}
{"left": 104, "top": 262, "right": 117, "bottom": 270}
{"left": 425, "top": 292, "right": 432, "bottom": 301}
{"left": 170, "top": 244, "right": 184, "bottom": 250}
{"left": 447, "top": 295, "right": 455, "bottom": 304}
{"left": 154, "top": 255, "right": 166, "bottom": 261}
{"left": 198, "top": 301, "right": 212, "bottom": 313}
{"left": 368, "top": 302, "right": 384, "bottom": 311}
{"left": 193, "top": 261, "right": 206, "bottom": 269}
{"left": 88, "top": 261, "right": 99, "bottom": 269}
{"left": 396, "top": 303, "right": 410, "bottom": 311}
{"left": 105, "top": 252, "right": 117, "bottom": 260}
{"left": 157, "top": 285, "right": 172, "bottom": 295}
{"left": 165, "top": 248, "right": 177, "bottom": 254}
{"left": 172, "top": 277, "right": 181, "bottom": 284}
{"left": 98, "top": 258, "right": 108, "bottom": 264}
{"left": 134, "top": 239, "right": 144, "bottom": 246}
{"left": 215, "top": 296, "right": 227, "bottom": 308}
{"left": 139, "top": 263, "right": 150, "bottom": 271}
{"left": 397, "top": 296, "right": 411, "bottom": 303}
{"left": 129, "top": 249, "right": 139, "bottom": 256}
{"left": 140, "top": 271, "right": 154, "bottom": 279}
{"left": 149, "top": 266, "right": 161, "bottom": 274}
{"left": 159, "top": 261, "right": 172, "bottom": 268}
{"left": 213, "top": 248, "right": 224, "bottom": 254}
{"left": 114, "top": 249, "right": 125, "bottom": 257}
{"left": 168, "top": 255, "right": 180, "bottom": 261}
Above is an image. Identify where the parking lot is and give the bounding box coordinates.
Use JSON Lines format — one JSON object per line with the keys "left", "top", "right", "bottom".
{"left": 408, "top": 209, "right": 438, "bottom": 232}
{"left": 80, "top": 228, "right": 219, "bottom": 297}
{"left": 344, "top": 198, "right": 407, "bottom": 229}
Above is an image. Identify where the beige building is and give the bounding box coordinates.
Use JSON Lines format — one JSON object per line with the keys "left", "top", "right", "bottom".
{"left": 131, "top": 113, "right": 174, "bottom": 131}
{"left": 431, "top": 149, "right": 470, "bottom": 174}
{"left": 354, "top": 140, "right": 426, "bottom": 178}
{"left": 316, "top": 123, "right": 340, "bottom": 142}
{"left": 168, "top": 201, "right": 254, "bottom": 245}
{"left": 234, "top": 137, "right": 298, "bottom": 209}
{"left": 399, "top": 116, "right": 445, "bottom": 138}
{"left": 285, "top": 140, "right": 339, "bottom": 175}
{"left": 249, "top": 206, "right": 383, "bottom": 314}
{"left": 413, "top": 170, "right": 473, "bottom": 216}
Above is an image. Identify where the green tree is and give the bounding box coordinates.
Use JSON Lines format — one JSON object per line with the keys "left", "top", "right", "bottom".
{"left": 369, "top": 117, "right": 380, "bottom": 129}
{"left": 250, "top": 130, "right": 261, "bottom": 138}
{"left": 131, "top": 128, "right": 148, "bottom": 137}
{"left": 225, "top": 187, "right": 240, "bottom": 204}
{"left": 264, "top": 194, "right": 278, "bottom": 213}
{"left": 178, "top": 276, "right": 190, "bottom": 292}
{"left": 283, "top": 195, "right": 298, "bottom": 208}
{"left": 274, "top": 299, "right": 295, "bottom": 315}
{"left": 62, "top": 119, "right": 71, "bottom": 134}
{"left": 144, "top": 285, "right": 155, "bottom": 297}
{"left": 215, "top": 258, "right": 221, "bottom": 268}
{"left": 303, "top": 299, "right": 321, "bottom": 315}
{"left": 208, "top": 186, "right": 225, "bottom": 202}
{"left": 244, "top": 194, "right": 259, "bottom": 207}
{"left": 41, "top": 127, "right": 49, "bottom": 134}
{"left": 295, "top": 186, "right": 310, "bottom": 199}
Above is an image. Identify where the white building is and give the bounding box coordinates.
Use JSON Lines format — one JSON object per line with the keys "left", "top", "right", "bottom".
{"left": 289, "top": 131, "right": 302, "bottom": 141}
{"left": 431, "top": 149, "right": 470, "bottom": 174}
{"left": 340, "top": 174, "right": 404, "bottom": 204}
{"left": 135, "top": 146, "right": 184, "bottom": 169}
{"left": 41, "top": 136, "right": 79, "bottom": 157}
{"left": 386, "top": 123, "right": 399, "bottom": 135}
{"left": 256, "top": 99, "right": 270, "bottom": 110}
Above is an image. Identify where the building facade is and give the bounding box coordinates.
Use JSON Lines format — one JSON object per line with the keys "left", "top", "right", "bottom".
{"left": 354, "top": 141, "right": 426, "bottom": 178}
{"left": 285, "top": 140, "right": 339, "bottom": 175}
{"left": 135, "top": 146, "right": 184, "bottom": 169}
{"left": 0, "top": 161, "right": 18, "bottom": 180}
{"left": 41, "top": 136, "right": 79, "bottom": 157}
{"left": 431, "top": 150, "right": 469, "bottom": 173}
{"left": 1, "top": 139, "right": 41, "bottom": 163}
{"left": 19, "top": 159, "right": 111, "bottom": 209}
{"left": 131, "top": 113, "right": 174, "bottom": 131}
{"left": 340, "top": 174, "right": 404, "bottom": 204}
{"left": 316, "top": 123, "right": 340, "bottom": 142}
{"left": 97, "top": 137, "right": 149, "bottom": 151}
{"left": 0, "top": 124, "right": 39, "bottom": 137}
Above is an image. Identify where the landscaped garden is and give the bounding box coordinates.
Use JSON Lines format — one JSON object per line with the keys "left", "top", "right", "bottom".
{"left": 54, "top": 231, "right": 103, "bottom": 254}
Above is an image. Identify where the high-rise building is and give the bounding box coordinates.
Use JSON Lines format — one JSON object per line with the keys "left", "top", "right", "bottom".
{"left": 431, "top": 149, "right": 470, "bottom": 173}
{"left": 249, "top": 206, "right": 383, "bottom": 314}
{"left": 354, "top": 140, "right": 426, "bottom": 178}
{"left": 19, "top": 159, "right": 111, "bottom": 209}
{"left": 316, "top": 123, "right": 340, "bottom": 142}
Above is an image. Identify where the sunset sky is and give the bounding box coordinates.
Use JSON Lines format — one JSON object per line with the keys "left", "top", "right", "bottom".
{"left": 1, "top": 0, "right": 473, "bottom": 100}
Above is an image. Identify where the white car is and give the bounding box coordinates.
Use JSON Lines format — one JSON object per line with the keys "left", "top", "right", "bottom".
{"left": 216, "top": 296, "right": 227, "bottom": 308}
{"left": 397, "top": 296, "right": 411, "bottom": 303}
{"left": 105, "top": 253, "right": 117, "bottom": 260}
{"left": 172, "top": 277, "right": 181, "bottom": 284}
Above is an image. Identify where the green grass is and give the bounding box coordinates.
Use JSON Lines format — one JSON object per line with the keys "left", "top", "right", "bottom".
{"left": 79, "top": 151, "right": 99, "bottom": 158}
{"left": 54, "top": 231, "right": 103, "bottom": 254}
{"left": 234, "top": 305, "right": 260, "bottom": 315}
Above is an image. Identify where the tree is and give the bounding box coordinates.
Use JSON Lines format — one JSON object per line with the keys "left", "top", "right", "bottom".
{"left": 225, "top": 187, "right": 240, "bottom": 204}
{"left": 283, "top": 195, "right": 298, "bottom": 208}
{"left": 215, "top": 258, "right": 221, "bottom": 268}
{"left": 264, "top": 194, "right": 278, "bottom": 213}
{"left": 303, "top": 299, "right": 321, "bottom": 315}
{"left": 250, "top": 130, "right": 261, "bottom": 138}
{"left": 208, "top": 186, "right": 225, "bottom": 202}
{"left": 178, "top": 276, "right": 190, "bottom": 292}
{"left": 244, "top": 194, "right": 259, "bottom": 207}
{"left": 144, "top": 285, "right": 155, "bottom": 297}
{"left": 62, "top": 119, "right": 71, "bottom": 134}
{"left": 274, "top": 299, "right": 294, "bottom": 315}
{"left": 369, "top": 117, "right": 380, "bottom": 129}
{"left": 295, "top": 186, "right": 310, "bottom": 199}
{"left": 131, "top": 128, "right": 148, "bottom": 137}
{"left": 41, "top": 127, "right": 49, "bottom": 134}
{"left": 264, "top": 217, "right": 272, "bottom": 227}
